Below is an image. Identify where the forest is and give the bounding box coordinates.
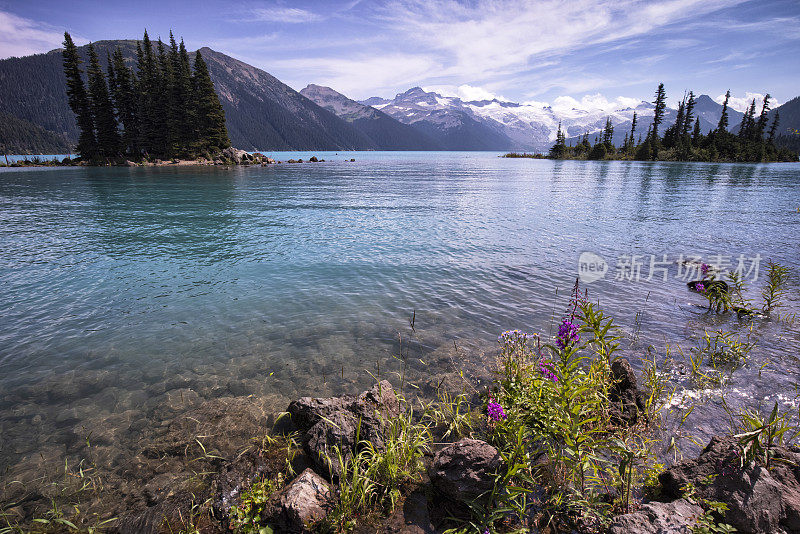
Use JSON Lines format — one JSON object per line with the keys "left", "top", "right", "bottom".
{"left": 62, "top": 31, "right": 230, "bottom": 163}
{"left": 547, "top": 84, "right": 797, "bottom": 162}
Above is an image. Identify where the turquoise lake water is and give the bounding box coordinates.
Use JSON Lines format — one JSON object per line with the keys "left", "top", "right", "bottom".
{"left": 1, "top": 152, "right": 799, "bottom": 481}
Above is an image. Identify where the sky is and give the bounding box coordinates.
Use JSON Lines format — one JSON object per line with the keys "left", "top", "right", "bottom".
{"left": 1, "top": 0, "right": 799, "bottom": 112}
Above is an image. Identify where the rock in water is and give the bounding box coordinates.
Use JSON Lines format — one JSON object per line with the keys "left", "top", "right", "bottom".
{"left": 286, "top": 394, "right": 355, "bottom": 434}
{"left": 608, "top": 499, "right": 703, "bottom": 533}
{"left": 609, "top": 357, "right": 646, "bottom": 425}
{"left": 304, "top": 410, "right": 359, "bottom": 478}
{"left": 430, "top": 438, "right": 502, "bottom": 501}
{"left": 287, "top": 380, "right": 400, "bottom": 478}
{"left": 279, "top": 468, "right": 332, "bottom": 533}
{"left": 659, "top": 436, "right": 800, "bottom": 533}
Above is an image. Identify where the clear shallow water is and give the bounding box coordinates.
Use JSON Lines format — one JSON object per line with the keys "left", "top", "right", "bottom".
{"left": 1, "top": 152, "right": 799, "bottom": 491}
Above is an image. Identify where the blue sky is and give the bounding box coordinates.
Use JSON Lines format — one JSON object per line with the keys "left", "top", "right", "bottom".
{"left": 1, "top": 0, "right": 799, "bottom": 111}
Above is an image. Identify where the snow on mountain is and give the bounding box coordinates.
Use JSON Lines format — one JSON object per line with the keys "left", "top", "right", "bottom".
{"left": 360, "top": 87, "right": 735, "bottom": 151}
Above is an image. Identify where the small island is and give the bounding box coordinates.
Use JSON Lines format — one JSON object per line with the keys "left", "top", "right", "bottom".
{"left": 506, "top": 84, "right": 798, "bottom": 163}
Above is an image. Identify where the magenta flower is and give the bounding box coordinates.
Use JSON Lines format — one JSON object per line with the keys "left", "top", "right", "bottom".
{"left": 487, "top": 401, "right": 507, "bottom": 422}
{"left": 539, "top": 360, "right": 559, "bottom": 383}
{"left": 556, "top": 319, "right": 580, "bottom": 349}
{"left": 701, "top": 263, "right": 710, "bottom": 276}
{"left": 696, "top": 282, "right": 705, "bottom": 293}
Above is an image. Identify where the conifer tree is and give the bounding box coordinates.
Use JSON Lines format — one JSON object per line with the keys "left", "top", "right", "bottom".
{"left": 157, "top": 38, "right": 177, "bottom": 156}
{"left": 192, "top": 50, "right": 230, "bottom": 153}
{"left": 111, "top": 48, "right": 140, "bottom": 155}
{"left": 651, "top": 83, "right": 666, "bottom": 158}
{"left": 756, "top": 94, "right": 771, "bottom": 139}
{"left": 62, "top": 32, "right": 98, "bottom": 160}
{"left": 137, "top": 31, "right": 163, "bottom": 156}
{"left": 87, "top": 43, "right": 121, "bottom": 158}
{"left": 768, "top": 112, "right": 780, "bottom": 143}
{"left": 628, "top": 111, "right": 637, "bottom": 151}
{"left": 549, "top": 121, "right": 567, "bottom": 158}
{"left": 174, "top": 38, "right": 195, "bottom": 155}
{"left": 692, "top": 117, "right": 701, "bottom": 145}
{"left": 739, "top": 99, "right": 757, "bottom": 140}
{"left": 717, "top": 90, "right": 731, "bottom": 132}
{"left": 682, "top": 91, "right": 696, "bottom": 139}
{"left": 602, "top": 117, "right": 614, "bottom": 147}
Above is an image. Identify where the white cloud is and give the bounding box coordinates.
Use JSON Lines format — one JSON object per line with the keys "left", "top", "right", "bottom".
{"left": 377, "top": 0, "right": 747, "bottom": 82}
{"left": 267, "top": 53, "right": 440, "bottom": 98}
{"left": 422, "top": 84, "right": 507, "bottom": 102}
{"left": 0, "top": 10, "right": 82, "bottom": 59}
{"left": 551, "top": 94, "right": 642, "bottom": 114}
{"left": 714, "top": 92, "right": 780, "bottom": 113}
{"left": 250, "top": 6, "right": 323, "bottom": 23}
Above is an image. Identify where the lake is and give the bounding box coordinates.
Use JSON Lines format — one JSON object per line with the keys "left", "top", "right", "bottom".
{"left": 1, "top": 152, "right": 799, "bottom": 495}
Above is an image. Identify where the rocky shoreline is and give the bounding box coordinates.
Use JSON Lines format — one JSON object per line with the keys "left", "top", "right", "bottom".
{"left": 98, "top": 369, "right": 800, "bottom": 534}
{"left": 0, "top": 148, "right": 355, "bottom": 168}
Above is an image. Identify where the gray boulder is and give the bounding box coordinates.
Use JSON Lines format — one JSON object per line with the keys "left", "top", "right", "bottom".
{"left": 609, "top": 358, "right": 646, "bottom": 425}
{"left": 608, "top": 499, "right": 703, "bottom": 533}
{"left": 287, "top": 394, "right": 355, "bottom": 434}
{"left": 279, "top": 468, "right": 332, "bottom": 533}
{"left": 430, "top": 438, "right": 502, "bottom": 502}
{"left": 659, "top": 436, "right": 800, "bottom": 533}
{"left": 305, "top": 410, "right": 359, "bottom": 478}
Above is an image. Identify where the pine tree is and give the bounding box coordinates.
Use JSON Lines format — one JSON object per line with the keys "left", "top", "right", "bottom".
{"left": 717, "top": 90, "right": 731, "bottom": 132}
{"left": 682, "top": 91, "right": 696, "bottom": 139}
{"left": 755, "top": 94, "right": 771, "bottom": 139}
{"left": 87, "top": 42, "right": 121, "bottom": 158}
{"left": 174, "top": 37, "right": 195, "bottom": 155}
{"left": 651, "top": 83, "right": 667, "bottom": 158}
{"left": 137, "top": 31, "right": 163, "bottom": 156}
{"left": 111, "top": 48, "right": 140, "bottom": 156}
{"left": 191, "top": 50, "right": 230, "bottom": 153}
{"left": 602, "top": 117, "right": 614, "bottom": 148}
{"left": 692, "top": 117, "right": 701, "bottom": 145}
{"left": 549, "top": 121, "right": 567, "bottom": 158}
{"left": 62, "top": 32, "right": 98, "bottom": 160}
{"left": 628, "top": 111, "right": 637, "bottom": 151}
{"left": 739, "top": 99, "right": 757, "bottom": 140}
{"left": 157, "top": 38, "right": 177, "bottom": 156}
{"left": 768, "top": 112, "right": 780, "bottom": 144}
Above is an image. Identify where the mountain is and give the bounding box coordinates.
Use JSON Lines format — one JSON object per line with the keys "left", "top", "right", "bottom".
{"left": 198, "top": 48, "right": 376, "bottom": 151}
{"left": 299, "top": 84, "right": 440, "bottom": 150}
{"left": 769, "top": 96, "right": 800, "bottom": 153}
{"left": 0, "top": 40, "right": 377, "bottom": 152}
{"left": 362, "top": 88, "right": 752, "bottom": 152}
{"left": 364, "top": 87, "right": 515, "bottom": 150}
{"left": 0, "top": 111, "right": 72, "bottom": 154}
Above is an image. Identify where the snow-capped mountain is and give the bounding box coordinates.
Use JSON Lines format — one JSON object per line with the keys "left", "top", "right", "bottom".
{"left": 361, "top": 87, "right": 739, "bottom": 151}
{"left": 299, "top": 84, "right": 440, "bottom": 150}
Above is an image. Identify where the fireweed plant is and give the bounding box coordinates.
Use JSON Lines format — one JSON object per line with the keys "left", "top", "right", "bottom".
{"left": 481, "top": 281, "right": 663, "bottom": 532}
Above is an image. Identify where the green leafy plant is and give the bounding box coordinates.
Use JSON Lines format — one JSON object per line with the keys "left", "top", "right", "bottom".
{"left": 761, "top": 261, "right": 790, "bottom": 314}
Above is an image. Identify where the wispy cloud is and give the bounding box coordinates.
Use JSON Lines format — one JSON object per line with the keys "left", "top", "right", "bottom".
{"left": 249, "top": 6, "right": 323, "bottom": 23}
{"left": 714, "top": 92, "right": 779, "bottom": 113}
{"left": 0, "top": 10, "right": 83, "bottom": 59}
{"left": 375, "top": 0, "right": 749, "bottom": 82}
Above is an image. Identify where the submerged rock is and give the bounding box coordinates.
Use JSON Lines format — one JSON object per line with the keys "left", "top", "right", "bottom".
{"left": 608, "top": 499, "right": 703, "bottom": 534}
{"left": 277, "top": 468, "right": 332, "bottom": 533}
{"left": 659, "top": 436, "right": 800, "bottom": 533}
{"left": 609, "top": 358, "right": 646, "bottom": 425}
{"left": 287, "top": 380, "right": 400, "bottom": 478}
{"left": 430, "top": 438, "right": 502, "bottom": 502}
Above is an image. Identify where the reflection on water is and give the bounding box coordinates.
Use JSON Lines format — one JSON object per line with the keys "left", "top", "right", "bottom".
{"left": 0, "top": 153, "right": 799, "bottom": 507}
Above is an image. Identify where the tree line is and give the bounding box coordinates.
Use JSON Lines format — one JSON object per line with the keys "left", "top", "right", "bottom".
{"left": 549, "top": 83, "right": 796, "bottom": 162}
{"left": 62, "top": 31, "right": 230, "bottom": 162}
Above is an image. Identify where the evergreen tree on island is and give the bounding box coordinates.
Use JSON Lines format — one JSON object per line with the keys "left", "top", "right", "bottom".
{"left": 62, "top": 33, "right": 98, "bottom": 160}
{"left": 542, "top": 82, "right": 795, "bottom": 163}
{"left": 86, "top": 43, "right": 121, "bottom": 159}
{"left": 191, "top": 50, "right": 230, "bottom": 154}
{"left": 61, "top": 30, "right": 231, "bottom": 163}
